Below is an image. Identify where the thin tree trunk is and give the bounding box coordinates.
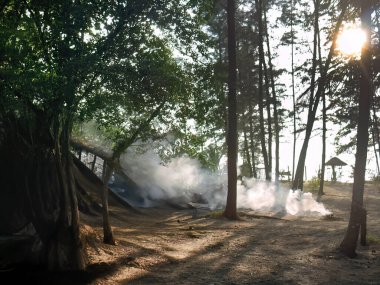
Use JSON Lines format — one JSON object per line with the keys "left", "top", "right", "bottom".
{"left": 63, "top": 118, "right": 87, "bottom": 270}
{"left": 249, "top": 108, "right": 258, "bottom": 178}
{"left": 371, "top": 126, "right": 380, "bottom": 176}
{"left": 317, "top": 4, "right": 325, "bottom": 200}
{"left": 290, "top": 0, "right": 296, "bottom": 182}
{"left": 318, "top": 83, "right": 327, "bottom": 199}
{"left": 100, "top": 101, "right": 167, "bottom": 243}
{"left": 292, "top": 3, "right": 347, "bottom": 190}
{"left": 67, "top": 154, "right": 88, "bottom": 268}
{"left": 371, "top": 106, "right": 380, "bottom": 176}
{"left": 340, "top": 1, "right": 373, "bottom": 257}
{"left": 256, "top": 0, "right": 270, "bottom": 180}
{"left": 102, "top": 164, "right": 116, "bottom": 244}
{"left": 264, "top": 3, "right": 280, "bottom": 184}
{"left": 259, "top": 4, "right": 273, "bottom": 178}
{"left": 243, "top": 127, "right": 253, "bottom": 177}
{"left": 224, "top": 0, "right": 238, "bottom": 219}
{"left": 294, "top": 0, "right": 319, "bottom": 189}
{"left": 263, "top": 57, "right": 273, "bottom": 180}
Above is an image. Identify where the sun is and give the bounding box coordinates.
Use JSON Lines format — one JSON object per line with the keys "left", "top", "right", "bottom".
{"left": 336, "top": 27, "right": 367, "bottom": 58}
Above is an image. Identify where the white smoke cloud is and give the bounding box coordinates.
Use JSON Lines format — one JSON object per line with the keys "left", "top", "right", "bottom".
{"left": 119, "top": 148, "right": 222, "bottom": 203}
{"left": 118, "top": 147, "right": 331, "bottom": 216}
{"left": 237, "top": 178, "right": 331, "bottom": 216}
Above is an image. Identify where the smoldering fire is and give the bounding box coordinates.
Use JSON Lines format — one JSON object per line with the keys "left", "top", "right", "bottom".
{"left": 116, "top": 148, "right": 331, "bottom": 216}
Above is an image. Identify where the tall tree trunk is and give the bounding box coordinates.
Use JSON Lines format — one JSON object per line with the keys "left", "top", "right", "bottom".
{"left": 290, "top": 0, "right": 296, "bottom": 182}
{"left": 101, "top": 164, "right": 116, "bottom": 245}
{"left": 292, "top": 3, "right": 347, "bottom": 190}
{"left": 317, "top": 4, "right": 325, "bottom": 199}
{"left": 256, "top": 0, "right": 270, "bottom": 180}
{"left": 263, "top": 55, "right": 273, "bottom": 181}
{"left": 318, "top": 83, "right": 327, "bottom": 199}
{"left": 340, "top": 1, "right": 373, "bottom": 257}
{"left": 243, "top": 126, "right": 253, "bottom": 177}
{"left": 293, "top": 0, "right": 320, "bottom": 189}
{"left": 100, "top": 101, "right": 167, "bottom": 243}
{"left": 371, "top": 127, "right": 380, "bottom": 176}
{"left": 61, "top": 115, "right": 87, "bottom": 270}
{"left": 371, "top": 104, "right": 380, "bottom": 176}
{"left": 260, "top": 5, "right": 273, "bottom": 179}
{"left": 249, "top": 107, "right": 258, "bottom": 178}
{"left": 224, "top": 0, "right": 238, "bottom": 219}
{"left": 264, "top": 3, "right": 280, "bottom": 184}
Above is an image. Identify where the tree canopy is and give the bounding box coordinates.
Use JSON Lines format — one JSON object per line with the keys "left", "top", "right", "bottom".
{"left": 1, "top": 0, "right": 380, "bottom": 271}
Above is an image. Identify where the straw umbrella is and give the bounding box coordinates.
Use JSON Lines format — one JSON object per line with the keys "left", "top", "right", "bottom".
{"left": 325, "top": 157, "right": 347, "bottom": 182}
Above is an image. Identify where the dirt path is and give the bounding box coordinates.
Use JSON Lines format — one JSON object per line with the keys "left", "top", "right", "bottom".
{"left": 5, "top": 183, "right": 380, "bottom": 284}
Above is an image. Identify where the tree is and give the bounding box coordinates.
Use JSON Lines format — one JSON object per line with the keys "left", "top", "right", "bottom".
{"left": 318, "top": 81, "right": 327, "bottom": 199}
{"left": 292, "top": 1, "right": 348, "bottom": 190}
{"left": 224, "top": 0, "right": 238, "bottom": 219}
{"left": 340, "top": 0, "right": 374, "bottom": 257}
{"left": 101, "top": 100, "right": 166, "bottom": 244}
{"left": 256, "top": 0, "right": 271, "bottom": 181}
{"left": 0, "top": 0, "right": 213, "bottom": 270}
{"left": 290, "top": 0, "right": 297, "bottom": 182}
{"left": 263, "top": 2, "right": 281, "bottom": 184}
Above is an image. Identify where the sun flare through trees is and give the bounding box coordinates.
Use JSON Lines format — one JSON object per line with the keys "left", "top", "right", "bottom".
{"left": 336, "top": 26, "right": 367, "bottom": 58}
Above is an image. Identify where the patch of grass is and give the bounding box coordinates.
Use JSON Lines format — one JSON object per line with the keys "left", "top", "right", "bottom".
{"left": 208, "top": 210, "right": 224, "bottom": 219}
{"left": 304, "top": 176, "right": 320, "bottom": 193}
{"left": 367, "top": 234, "right": 380, "bottom": 244}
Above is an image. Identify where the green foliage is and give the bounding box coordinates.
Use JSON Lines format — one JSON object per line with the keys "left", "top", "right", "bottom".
{"left": 0, "top": 0, "right": 216, "bottom": 147}
{"left": 208, "top": 210, "right": 224, "bottom": 219}
{"left": 305, "top": 176, "right": 320, "bottom": 193}
{"left": 367, "top": 234, "right": 380, "bottom": 244}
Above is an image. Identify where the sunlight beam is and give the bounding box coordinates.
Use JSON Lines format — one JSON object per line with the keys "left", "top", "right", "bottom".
{"left": 336, "top": 27, "right": 367, "bottom": 58}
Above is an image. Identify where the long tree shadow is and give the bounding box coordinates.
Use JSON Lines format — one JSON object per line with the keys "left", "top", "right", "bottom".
{"left": 3, "top": 199, "right": 379, "bottom": 285}
{"left": 116, "top": 214, "right": 379, "bottom": 285}
{"left": 120, "top": 219, "right": 299, "bottom": 284}
{"left": 0, "top": 255, "right": 133, "bottom": 285}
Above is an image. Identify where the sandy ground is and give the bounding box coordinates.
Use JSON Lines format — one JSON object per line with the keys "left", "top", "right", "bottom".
{"left": 3, "top": 183, "right": 380, "bottom": 284}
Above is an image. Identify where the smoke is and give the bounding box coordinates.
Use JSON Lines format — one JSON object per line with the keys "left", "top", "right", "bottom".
{"left": 237, "top": 178, "right": 331, "bottom": 216}
{"left": 119, "top": 148, "right": 222, "bottom": 205}
{"left": 118, "top": 148, "right": 331, "bottom": 216}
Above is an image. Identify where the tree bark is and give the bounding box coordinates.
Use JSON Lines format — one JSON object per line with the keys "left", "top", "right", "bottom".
{"left": 224, "top": 0, "right": 238, "bottom": 219}
{"left": 318, "top": 13, "right": 326, "bottom": 200}
{"left": 290, "top": 0, "right": 296, "bottom": 182}
{"left": 340, "top": 1, "right": 373, "bottom": 257}
{"left": 256, "top": 0, "right": 270, "bottom": 181}
{"left": 15, "top": 111, "right": 87, "bottom": 272}
{"left": 264, "top": 3, "right": 280, "bottom": 184}
{"left": 318, "top": 82, "right": 327, "bottom": 199}
{"left": 102, "top": 164, "right": 116, "bottom": 245}
{"left": 243, "top": 127, "right": 253, "bottom": 177}
{"left": 292, "top": 3, "right": 347, "bottom": 190}
{"left": 371, "top": 104, "right": 380, "bottom": 176}
{"left": 371, "top": 127, "right": 380, "bottom": 176}
{"left": 263, "top": 55, "right": 273, "bottom": 181}
{"left": 99, "top": 100, "right": 167, "bottom": 243}
{"left": 249, "top": 101, "right": 258, "bottom": 179}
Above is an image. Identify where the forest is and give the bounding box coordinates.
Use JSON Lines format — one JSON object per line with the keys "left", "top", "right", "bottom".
{"left": 0, "top": 0, "right": 379, "bottom": 284}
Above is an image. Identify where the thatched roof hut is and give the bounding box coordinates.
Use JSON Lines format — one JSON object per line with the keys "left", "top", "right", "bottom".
{"left": 325, "top": 157, "right": 347, "bottom": 182}
{"left": 326, "top": 157, "right": 347, "bottom": 167}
